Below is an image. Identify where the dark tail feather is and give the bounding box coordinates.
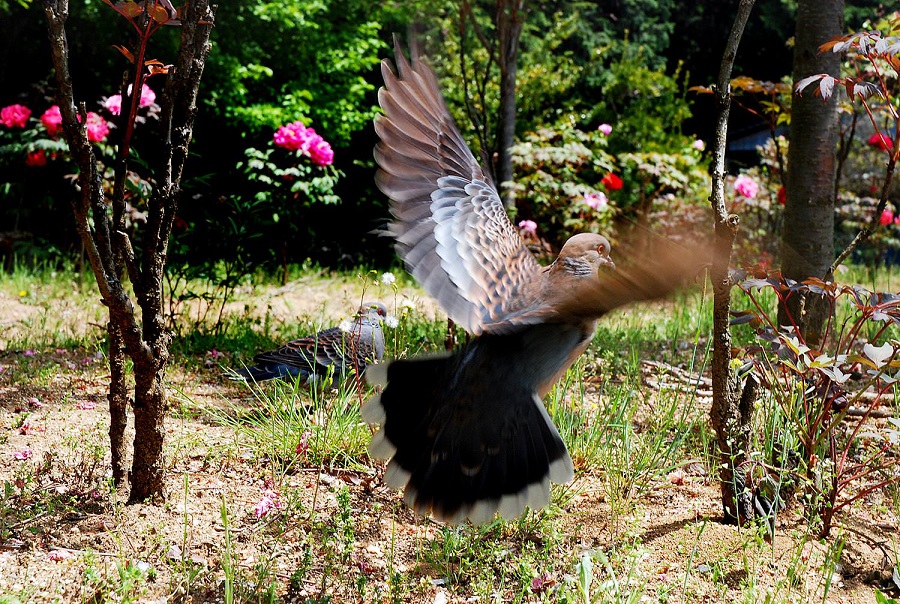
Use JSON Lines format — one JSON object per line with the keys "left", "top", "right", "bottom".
{"left": 229, "top": 364, "right": 308, "bottom": 383}
{"left": 362, "top": 345, "right": 574, "bottom": 524}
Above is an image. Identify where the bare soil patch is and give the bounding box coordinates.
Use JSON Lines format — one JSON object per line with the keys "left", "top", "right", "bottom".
{"left": 0, "top": 282, "right": 897, "bottom": 603}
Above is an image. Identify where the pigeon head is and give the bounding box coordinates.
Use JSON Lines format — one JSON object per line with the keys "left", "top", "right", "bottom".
{"left": 359, "top": 301, "right": 388, "bottom": 322}
{"left": 557, "top": 233, "right": 616, "bottom": 276}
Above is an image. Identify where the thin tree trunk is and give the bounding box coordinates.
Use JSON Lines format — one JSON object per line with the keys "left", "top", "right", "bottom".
{"left": 495, "top": 0, "right": 524, "bottom": 208}
{"left": 108, "top": 321, "right": 129, "bottom": 486}
{"left": 709, "top": 0, "right": 756, "bottom": 526}
{"left": 779, "top": 0, "right": 843, "bottom": 345}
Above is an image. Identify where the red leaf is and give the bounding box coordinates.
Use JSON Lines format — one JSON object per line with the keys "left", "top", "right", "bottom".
{"left": 113, "top": 45, "right": 135, "bottom": 63}
{"left": 148, "top": 4, "right": 170, "bottom": 23}
{"left": 118, "top": 1, "right": 143, "bottom": 18}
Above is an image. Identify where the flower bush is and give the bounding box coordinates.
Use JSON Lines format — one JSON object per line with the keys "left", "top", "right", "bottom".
{"left": 510, "top": 119, "right": 710, "bottom": 251}
{"left": 0, "top": 89, "right": 160, "bottom": 256}
{"left": 235, "top": 119, "right": 342, "bottom": 281}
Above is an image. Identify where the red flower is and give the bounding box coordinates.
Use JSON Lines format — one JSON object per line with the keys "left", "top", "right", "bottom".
{"left": 40, "top": 106, "right": 62, "bottom": 136}
{"left": 868, "top": 133, "right": 894, "bottom": 152}
{"left": 25, "top": 150, "right": 47, "bottom": 167}
{"left": 879, "top": 208, "right": 894, "bottom": 226}
{"left": 601, "top": 173, "right": 623, "bottom": 191}
{"left": 1, "top": 104, "right": 31, "bottom": 128}
{"left": 776, "top": 186, "right": 786, "bottom": 205}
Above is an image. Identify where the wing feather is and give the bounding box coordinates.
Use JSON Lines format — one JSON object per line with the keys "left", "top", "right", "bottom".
{"left": 375, "top": 42, "right": 546, "bottom": 334}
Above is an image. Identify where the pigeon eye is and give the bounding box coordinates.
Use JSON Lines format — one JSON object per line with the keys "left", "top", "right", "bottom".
{"left": 596, "top": 244, "right": 607, "bottom": 255}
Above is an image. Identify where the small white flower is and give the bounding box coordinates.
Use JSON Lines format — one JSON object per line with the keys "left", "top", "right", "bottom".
{"left": 385, "top": 315, "right": 399, "bottom": 329}
{"left": 338, "top": 319, "right": 353, "bottom": 332}
{"left": 381, "top": 272, "right": 396, "bottom": 286}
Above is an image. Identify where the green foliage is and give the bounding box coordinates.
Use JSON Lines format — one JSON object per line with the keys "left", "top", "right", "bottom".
{"left": 509, "top": 124, "right": 615, "bottom": 247}
{"left": 204, "top": 0, "right": 385, "bottom": 144}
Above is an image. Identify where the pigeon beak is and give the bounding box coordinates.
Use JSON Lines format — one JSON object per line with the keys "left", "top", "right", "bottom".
{"left": 598, "top": 257, "right": 616, "bottom": 272}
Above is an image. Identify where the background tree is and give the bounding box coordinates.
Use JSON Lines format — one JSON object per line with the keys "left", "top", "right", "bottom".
{"left": 42, "top": 0, "right": 214, "bottom": 501}
{"left": 778, "top": 0, "right": 844, "bottom": 344}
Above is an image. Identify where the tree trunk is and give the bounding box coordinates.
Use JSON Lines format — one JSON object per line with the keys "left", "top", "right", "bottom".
{"left": 708, "top": 0, "right": 757, "bottom": 526}
{"left": 107, "top": 321, "right": 129, "bottom": 486}
{"left": 495, "top": 0, "right": 524, "bottom": 208}
{"left": 779, "top": 0, "right": 843, "bottom": 344}
{"left": 128, "top": 369, "right": 168, "bottom": 502}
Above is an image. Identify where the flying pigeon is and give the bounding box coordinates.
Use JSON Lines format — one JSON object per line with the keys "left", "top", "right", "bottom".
{"left": 232, "top": 302, "right": 387, "bottom": 384}
{"left": 362, "top": 42, "right": 708, "bottom": 525}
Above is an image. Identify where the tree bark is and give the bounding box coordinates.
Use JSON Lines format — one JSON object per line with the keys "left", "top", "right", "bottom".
{"left": 779, "top": 0, "right": 844, "bottom": 344}
{"left": 108, "top": 321, "right": 129, "bottom": 486}
{"left": 495, "top": 0, "right": 525, "bottom": 208}
{"left": 708, "top": 0, "right": 756, "bottom": 526}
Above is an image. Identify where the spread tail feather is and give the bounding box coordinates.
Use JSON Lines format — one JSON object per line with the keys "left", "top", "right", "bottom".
{"left": 363, "top": 342, "right": 574, "bottom": 524}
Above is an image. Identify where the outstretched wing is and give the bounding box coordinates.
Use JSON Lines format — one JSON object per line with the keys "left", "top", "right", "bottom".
{"left": 375, "top": 42, "right": 544, "bottom": 335}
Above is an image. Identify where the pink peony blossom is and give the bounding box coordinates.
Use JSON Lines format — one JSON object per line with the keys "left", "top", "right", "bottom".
{"left": 26, "top": 150, "right": 47, "bottom": 167}
{"left": 103, "top": 94, "right": 123, "bottom": 116}
{"left": 597, "top": 123, "right": 612, "bottom": 136}
{"left": 138, "top": 84, "right": 156, "bottom": 108}
{"left": 518, "top": 219, "right": 537, "bottom": 235}
{"left": 879, "top": 208, "right": 894, "bottom": 226}
{"left": 733, "top": 174, "right": 758, "bottom": 199}
{"left": 1, "top": 103, "right": 31, "bottom": 128}
{"left": 85, "top": 112, "right": 109, "bottom": 142}
{"left": 692, "top": 139, "right": 706, "bottom": 151}
{"left": 40, "top": 105, "right": 62, "bottom": 136}
{"left": 583, "top": 192, "right": 608, "bottom": 210}
{"left": 274, "top": 121, "right": 334, "bottom": 166}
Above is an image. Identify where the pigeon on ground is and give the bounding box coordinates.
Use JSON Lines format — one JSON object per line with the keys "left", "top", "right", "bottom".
{"left": 362, "top": 42, "right": 708, "bottom": 525}
{"left": 232, "top": 302, "right": 387, "bottom": 384}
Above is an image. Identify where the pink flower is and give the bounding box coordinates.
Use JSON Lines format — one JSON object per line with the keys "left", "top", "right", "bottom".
{"left": 85, "top": 112, "right": 109, "bottom": 142}
{"left": 879, "top": 208, "right": 894, "bottom": 226}
{"left": 531, "top": 573, "right": 555, "bottom": 593}
{"left": 13, "top": 449, "right": 32, "bottom": 461}
{"left": 296, "top": 430, "right": 311, "bottom": 456}
{"left": 1, "top": 103, "right": 31, "bottom": 128}
{"left": 601, "top": 173, "right": 623, "bottom": 191}
{"left": 274, "top": 121, "right": 334, "bottom": 166}
{"left": 138, "top": 84, "right": 156, "bottom": 108}
{"left": 253, "top": 489, "right": 283, "bottom": 518}
{"left": 518, "top": 219, "right": 537, "bottom": 235}
{"left": 40, "top": 105, "right": 62, "bottom": 136}
{"left": 868, "top": 132, "right": 893, "bottom": 152}
{"left": 23, "top": 349, "right": 35, "bottom": 357}
{"left": 733, "top": 174, "right": 758, "bottom": 199}
{"left": 597, "top": 123, "right": 612, "bottom": 136}
{"left": 26, "top": 150, "right": 47, "bottom": 167}
{"left": 207, "top": 348, "right": 223, "bottom": 359}
{"left": 76, "top": 400, "right": 97, "bottom": 410}
{"left": 309, "top": 137, "right": 334, "bottom": 166}
{"left": 104, "top": 85, "right": 155, "bottom": 116}
{"left": 583, "top": 192, "right": 608, "bottom": 210}
{"left": 103, "top": 94, "right": 122, "bottom": 116}
{"left": 692, "top": 139, "right": 706, "bottom": 151}
{"left": 48, "top": 549, "right": 74, "bottom": 562}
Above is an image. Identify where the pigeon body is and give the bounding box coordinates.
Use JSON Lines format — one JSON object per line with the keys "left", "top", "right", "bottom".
{"left": 364, "top": 43, "right": 705, "bottom": 524}
{"left": 234, "top": 302, "right": 387, "bottom": 384}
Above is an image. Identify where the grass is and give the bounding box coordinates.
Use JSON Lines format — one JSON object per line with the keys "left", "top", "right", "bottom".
{"left": 0, "top": 262, "right": 898, "bottom": 602}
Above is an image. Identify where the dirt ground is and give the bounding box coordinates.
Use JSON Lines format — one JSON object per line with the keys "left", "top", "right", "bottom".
{"left": 0, "top": 282, "right": 898, "bottom": 603}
